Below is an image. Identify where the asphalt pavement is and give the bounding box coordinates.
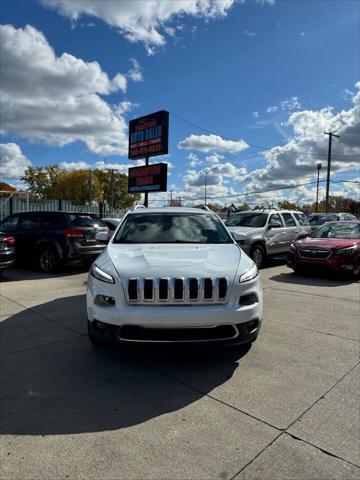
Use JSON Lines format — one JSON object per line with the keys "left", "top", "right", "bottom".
{"left": 0, "top": 264, "right": 359, "bottom": 479}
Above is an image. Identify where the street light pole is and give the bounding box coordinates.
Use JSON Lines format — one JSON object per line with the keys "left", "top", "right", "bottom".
{"left": 324, "top": 131, "right": 340, "bottom": 213}
{"left": 203, "top": 166, "right": 220, "bottom": 206}
{"left": 316, "top": 162, "right": 322, "bottom": 213}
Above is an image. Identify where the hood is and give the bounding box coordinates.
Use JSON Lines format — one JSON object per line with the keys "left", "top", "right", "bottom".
{"left": 295, "top": 237, "right": 360, "bottom": 250}
{"left": 226, "top": 226, "right": 263, "bottom": 236}
{"left": 107, "top": 243, "right": 241, "bottom": 281}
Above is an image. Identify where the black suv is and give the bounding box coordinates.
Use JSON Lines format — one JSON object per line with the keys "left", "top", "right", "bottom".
{"left": 0, "top": 212, "right": 108, "bottom": 272}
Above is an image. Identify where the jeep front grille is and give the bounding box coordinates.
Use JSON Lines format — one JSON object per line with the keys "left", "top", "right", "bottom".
{"left": 125, "top": 277, "right": 229, "bottom": 305}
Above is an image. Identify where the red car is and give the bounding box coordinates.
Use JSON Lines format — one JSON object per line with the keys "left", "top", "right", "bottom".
{"left": 287, "top": 221, "right": 360, "bottom": 276}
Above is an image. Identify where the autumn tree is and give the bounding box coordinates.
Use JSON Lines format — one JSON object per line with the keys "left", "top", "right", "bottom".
{"left": 95, "top": 169, "right": 140, "bottom": 210}
{"left": 21, "top": 166, "right": 62, "bottom": 198}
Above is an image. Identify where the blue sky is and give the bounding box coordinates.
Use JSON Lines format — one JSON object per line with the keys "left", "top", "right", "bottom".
{"left": 0, "top": 0, "right": 359, "bottom": 206}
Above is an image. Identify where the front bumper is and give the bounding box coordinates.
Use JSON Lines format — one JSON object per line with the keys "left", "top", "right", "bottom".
{"left": 87, "top": 273, "right": 262, "bottom": 345}
{"left": 287, "top": 252, "right": 359, "bottom": 274}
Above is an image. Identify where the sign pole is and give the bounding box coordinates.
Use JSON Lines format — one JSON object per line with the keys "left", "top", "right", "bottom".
{"left": 144, "top": 156, "right": 149, "bottom": 207}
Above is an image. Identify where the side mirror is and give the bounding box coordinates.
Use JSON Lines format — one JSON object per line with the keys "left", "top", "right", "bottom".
{"left": 268, "top": 221, "right": 282, "bottom": 229}
{"left": 232, "top": 231, "right": 247, "bottom": 242}
{"left": 95, "top": 231, "right": 109, "bottom": 243}
{"left": 296, "top": 232, "right": 309, "bottom": 240}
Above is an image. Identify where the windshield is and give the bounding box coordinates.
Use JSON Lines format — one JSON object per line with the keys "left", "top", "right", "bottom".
{"left": 69, "top": 215, "right": 107, "bottom": 228}
{"left": 226, "top": 213, "right": 267, "bottom": 227}
{"left": 311, "top": 223, "right": 360, "bottom": 239}
{"left": 113, "top": 213, "right": 233, "bottom": 244}
{"left": 308, "top": 214, "right": 338, "bottom": 225}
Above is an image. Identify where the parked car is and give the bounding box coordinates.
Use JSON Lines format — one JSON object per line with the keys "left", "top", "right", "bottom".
{"left": 0, "top": 232, "right": 16, "bottom": 273}
{"left": 0, "top": 212, "right": 108, "bottom": 273}
{"left": 102, "top": 217, "right": 122, "bottom": 234}
{"left": 287, "top": 221, "right": 360, "bottom": 276}
{"left": 87, "top": 207, "right": 262, "bottom": 347}
{"left": 102, "top": 217, "right": 122, "bottom": 229}
{"left": 307, "top": 213, "right": 356, "bottom": 232}
{"left": 225, "top": 209, "right": 311, "bottom": 267}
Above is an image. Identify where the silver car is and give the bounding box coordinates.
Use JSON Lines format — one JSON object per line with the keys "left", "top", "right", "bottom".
{"left": 226, "top": 209, "right": 311, "bottom": 267}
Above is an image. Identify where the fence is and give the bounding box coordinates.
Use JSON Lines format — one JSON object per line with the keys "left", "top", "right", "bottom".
{"left": 0, "top": 192, "right": 127, "bottom": 220}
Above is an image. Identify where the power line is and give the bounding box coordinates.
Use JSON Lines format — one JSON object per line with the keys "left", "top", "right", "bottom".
{"left": 170, "top": 111, "right": 359, "bottom": 158}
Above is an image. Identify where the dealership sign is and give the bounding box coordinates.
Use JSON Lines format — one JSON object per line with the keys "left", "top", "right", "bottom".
{"left": 128, "top": 110, "right": 169, "bottom": 160}
{"left": 128, "top": 163, "right": 168, "bottom": 193}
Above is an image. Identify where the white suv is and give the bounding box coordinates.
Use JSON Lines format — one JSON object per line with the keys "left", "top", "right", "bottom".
{"left": 87, "top": 207, "right": 262, "bottom": 347}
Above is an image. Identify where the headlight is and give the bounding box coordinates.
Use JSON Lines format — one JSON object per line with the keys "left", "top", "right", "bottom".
{"left": 90, "top": 264, "right": 115, "bottom": 283}
{"left": 289, "top": 243, "right": 298, "bottom": 253}
{"left": 239, "top": 263, "right": 258, "bottom": 283}
{"left": 333, "top": 245, "right": 357, "bottom": 256}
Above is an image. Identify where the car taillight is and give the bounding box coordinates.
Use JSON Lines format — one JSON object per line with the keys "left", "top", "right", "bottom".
{"left": 3, "top": 236, "right": 15, "bottom": 246}
{"left": 64, "top": 228, "right": 85, "bottom": 239}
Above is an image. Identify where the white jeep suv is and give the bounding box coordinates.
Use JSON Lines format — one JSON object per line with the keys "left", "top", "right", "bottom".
{"left": 87, "top": 207, "right": 262, "bottom": 347}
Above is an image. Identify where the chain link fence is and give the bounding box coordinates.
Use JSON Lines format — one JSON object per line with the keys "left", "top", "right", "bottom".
{"left": 0, "top": 191, "right": 127, "bottom": 220}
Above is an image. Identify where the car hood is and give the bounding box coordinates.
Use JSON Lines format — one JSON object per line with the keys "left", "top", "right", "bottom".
{"left": 107, "top": 243, "right": 241, "bottom": 280}
{"left": 295, "top": 237, "right": 359, "bottom": 250}
{"left": 226, "top": 226, "right": 263, "bottom": 236}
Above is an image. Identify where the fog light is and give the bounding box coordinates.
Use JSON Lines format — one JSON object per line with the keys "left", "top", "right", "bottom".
{"left": 94, "top": 320, "right": 108, "bottom": 332}
{"left": 94, "top": 294, "right": 116, "bottom": 306}
{"left": 245, "top": 319, "right": 259, "bottom": 333}
{"left": 239, "top": 293, "right": 258, "bottom": 306}
{"left": 341, "top": 265, "right": 354, "bottom": 271}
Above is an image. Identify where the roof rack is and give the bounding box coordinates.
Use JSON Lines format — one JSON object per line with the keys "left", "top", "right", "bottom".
{"left": 133, "top": 204, "right": 146, "bottom": 210}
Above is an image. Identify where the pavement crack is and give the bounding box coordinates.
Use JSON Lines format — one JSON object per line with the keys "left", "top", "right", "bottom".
{"left": 286, "top": 432, "right": 360, "bottom": 469}
{"left": 264, "top": 317, "right": 360, "bottom": 343}
{"left": 266, "top": 285, "right": 360, "bottom": 303}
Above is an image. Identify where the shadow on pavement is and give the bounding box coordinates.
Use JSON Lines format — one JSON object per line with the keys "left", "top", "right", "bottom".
{"left": 0, "top": 264, "right": 90, "bottom": 282}
{"left": 0, "top": 295, "right": 250, "bottom": 436}
{"left": 269, "top": 270, "right": 357, "bottom": 287}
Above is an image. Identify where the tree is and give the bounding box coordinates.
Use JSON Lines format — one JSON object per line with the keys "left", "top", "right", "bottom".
{"left": 54, "top": 170, "right": 102, "bottom": 205}
{"left": 21, "top": 166, "right": 62, "bottom": 198}
{"left": 95, "top": 169, "right": 140, "bottom": 210}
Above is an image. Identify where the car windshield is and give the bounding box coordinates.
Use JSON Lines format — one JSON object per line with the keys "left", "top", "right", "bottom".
{"left": 69, "top": 215, "right": 107, "bottom": 228}
{"left": 226, "top": 213, "right": 267, "bottom": 227}
{"left": 311, "top": 223, "right": 360, "bottom": 239}
{"left": 308, "top": 214, "right": 338, "bottom": 225}
{"left": 113, "top": 213, "right": 233, "bottom": 244}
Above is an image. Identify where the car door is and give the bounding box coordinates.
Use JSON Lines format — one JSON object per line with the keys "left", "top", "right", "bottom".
{"left": 16, "top": 213, "right": 44, "bottom": 261}
{"left": 265, "top": 213, "right": 286, "bottom": 254}
{"left": 280, "top": 213, "right": 299, "bottom": 251}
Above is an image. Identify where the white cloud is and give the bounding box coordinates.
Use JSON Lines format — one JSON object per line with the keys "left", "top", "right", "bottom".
{"left": 178, "top": 134, "right": 249, "bottom": 153}
{"left": 280, "top": 96, "right": 301, "bottom": 111}
{"left": 266, "top": 96, "right": 301, "bottom": 114}
{"left": 0, "top": 143, "right": 31, "bottom": 179}
{"left": 244, "top": 30, "right": 257, "bottom": 37}
{"left": 245, "top": 82, "right": 360, "bottom": 192}
{"left": 205, "top": 153, "right": 224, "bottom": 164}
{"left": 41, "top": 0, "right": 236, "bottom": 54}
{"left": 0, "top": 24, "right": 130, "bottom": 156}
{"left": 188, "top": 152, "right": 201, "bottom": 167}
{"left": 253, "top": 111, "right": 260, "bottom": 118}
{"left": 266, "top": 105, "right": 278, "bottom": 113}
{"left": 127, "top": 58, "right": 143, "bottom": 82}
{"left": 60, "top": 161, "right": 90, "bottom": 170}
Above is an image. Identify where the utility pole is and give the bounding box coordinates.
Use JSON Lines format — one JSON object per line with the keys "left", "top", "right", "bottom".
{"left": 144, "top": 156, "right": 149, "bottom": 207}
{"left": 170, "top": 190, "right": 173, "bottom": 207}
{"left": 315, "top": 162, "right": 322, "bottom": 213}
{"left": 324, "top": 131, "right": 340, "bottom": 213}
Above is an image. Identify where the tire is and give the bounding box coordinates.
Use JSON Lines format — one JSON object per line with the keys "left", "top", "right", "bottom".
{"left": 38, "top": 247, "right": 60, "bottom": 273}
{"left": 250, "top": 244, "right": 265, "bottom": 268}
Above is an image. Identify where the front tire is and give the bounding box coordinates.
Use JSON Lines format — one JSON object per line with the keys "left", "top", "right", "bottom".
{"left": 39, "top": 247, "right": 60, "bottom": 273}
{"left": 250, "top": 244, "right": 265, "bottom": 268}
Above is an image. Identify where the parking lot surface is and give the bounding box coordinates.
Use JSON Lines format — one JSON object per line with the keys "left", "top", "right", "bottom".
{"left": 1, "top": 264, "right": 359, "bottom": 479}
